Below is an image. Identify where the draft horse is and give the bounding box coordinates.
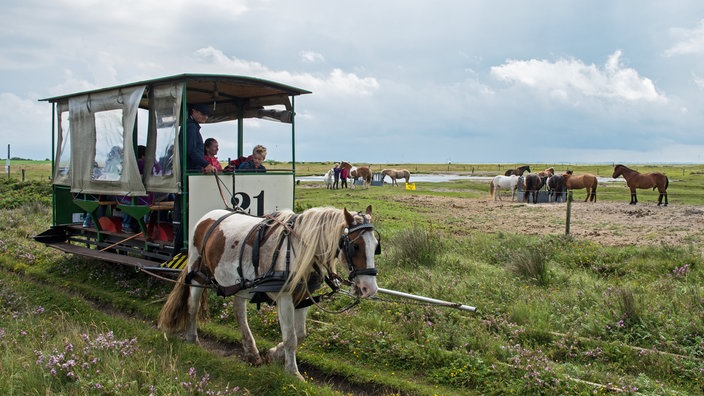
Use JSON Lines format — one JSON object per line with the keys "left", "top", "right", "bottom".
{"left": 381, "top": 169, "right": 411, "bottom": 186}
{"left": 341, "top": 161, "right": 372, "bottom": 188}
{"left": 612, "top": 164, "right": 669, "bottom": 206}
{"left": 562, "top": 170, "right": 598, "bottom": 202}
{"left": 158, "top": 206, "right": 380, "bottom": 380}
{"left": 490, "top": 174, "right": 520, "bottom": 201}
{"left": 504, "top": 165, "right": 531, "bottom": 176}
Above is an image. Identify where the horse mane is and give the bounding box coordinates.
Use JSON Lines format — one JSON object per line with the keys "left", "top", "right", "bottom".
{"left": 284, "top": 207, "right": 347, "bottom": 290}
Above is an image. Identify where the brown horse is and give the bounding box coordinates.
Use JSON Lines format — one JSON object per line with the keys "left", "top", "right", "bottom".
{"left": 538, "top": 167, "right": 555, "bottom": 178}
{"left": 612, "top": 164, "right": 669, "bottom": 206}
{"left": 562, "top": 170, "right": 598, "bottom": 202}
{"left": 504, "top": 165, "right": 531, "bottom": 176}
{"left": 381, "top": 169, "right": 410, "bottom": 186}
{"left": 523, "top": 173, "right": 547, "bottom": 204}
{"left": 341, "top": 161, "right": 372, "bottom": 188}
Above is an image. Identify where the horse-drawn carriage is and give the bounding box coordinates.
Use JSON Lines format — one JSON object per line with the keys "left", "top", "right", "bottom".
{"left": 34, "top": 74, "right": 311, "bottom": 271}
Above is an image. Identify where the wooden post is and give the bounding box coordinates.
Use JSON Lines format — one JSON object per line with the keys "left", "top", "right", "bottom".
{"left": 565, "top": 190, "right": 573, "bottom": 235}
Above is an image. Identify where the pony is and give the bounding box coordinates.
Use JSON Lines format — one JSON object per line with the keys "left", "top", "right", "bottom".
{"left": 504, "top": 165, "right": 531, "bottom": 176}
{"left": 341, "top": 161, "right": 372, "bottom": 188}
{"left": 612, "top": 164, "right": 669, "bottom": 206}
{"left": 381, "top": 169, "right": 411, "bottom": 186}
{"left": 323, "top": 168, "right": 333, "bottom": 189}
{"left": 523, "top": 173, "right": 547, "bottom": 204}
{"left": 562, "top": 170, "right": 598, "bottom": 202}
{"left": 158, "top": 206, "right": 380, "bottom": 381}
{"left": 538, "top": 167, "right": 555, "bottom": 179}
{"left": 490, "top": 175, "right": 520, "bottom": 201}
{"left": 546, "top": 174, "right": 566, "bottom": 202}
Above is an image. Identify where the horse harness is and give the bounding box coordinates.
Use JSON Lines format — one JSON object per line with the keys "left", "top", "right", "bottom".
{"left": 184, "top": 210, "right": 380, "bottom": 309}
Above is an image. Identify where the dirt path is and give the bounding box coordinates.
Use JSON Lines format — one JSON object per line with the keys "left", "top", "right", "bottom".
{"left": 394, "top": 195, "right": 704, "bottom": 247}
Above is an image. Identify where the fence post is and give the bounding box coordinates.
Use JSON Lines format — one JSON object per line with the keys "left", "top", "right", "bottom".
{"left": 565, "top": 190, "right": 573, "bottom": 235}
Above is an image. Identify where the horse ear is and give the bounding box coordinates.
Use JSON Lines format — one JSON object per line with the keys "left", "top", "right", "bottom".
{"left": 343, "top": 207, "right": 355, "bottom": 226}
{"left": 365, "top": 205, "right": 372, "bottom": 216}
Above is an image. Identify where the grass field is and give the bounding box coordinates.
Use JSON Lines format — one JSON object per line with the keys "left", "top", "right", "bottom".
{"left": 1, "top": 161, "right": 703, "bottom": 395}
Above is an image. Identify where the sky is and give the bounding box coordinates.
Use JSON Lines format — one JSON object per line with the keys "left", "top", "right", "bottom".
{"left": 3, "top": 0, "right": 704, "bottom": 164}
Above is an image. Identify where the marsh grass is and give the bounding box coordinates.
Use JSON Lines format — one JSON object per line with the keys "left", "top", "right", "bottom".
{"left": 388, "top": 226, "right": 443, "bottom": 268}
{"left": 3, "top": 172, "right": 704, "bottom": 395}
{"left": 507, "top": 245, "right": 550, "bottom": 286}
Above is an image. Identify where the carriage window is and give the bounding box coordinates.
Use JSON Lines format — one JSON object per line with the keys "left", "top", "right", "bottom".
{"left": 154, "top": 98, "right": 177, "bottom": 176}
{"left": 93, "top": 109, "right": 124, "bottom": 181}
{"left": 57, "top": 110, "right": 71, "bottom": 177}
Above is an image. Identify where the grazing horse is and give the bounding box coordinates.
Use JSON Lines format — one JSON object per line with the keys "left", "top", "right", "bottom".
{"left": 523, "top": 173, "right": 547, "bottom": 204}
{"left": 158, "top": 206, "right": 380, "bottom": 380}
{"left": 381, "top": 169, "right": 411, "bottom": 186}
{"left": 562, "top": 170, "right": 598, "bottom": 202}
{"left": 546, "top": 174, "right": 566, "bottom": 202}
{"left": 341, "top": 161, "right": 372, "bottom": 188}
{"left": 612, "top": 164, "right": 669, "bottom": 206}
{"left": 504, "top": 165, "right": 531, "bottom": 176}
{"left": 490, "top": 175, "right": 520, "bottom": 201}
{"left": 323, "top": 168, "right": 333, "bottom": 189}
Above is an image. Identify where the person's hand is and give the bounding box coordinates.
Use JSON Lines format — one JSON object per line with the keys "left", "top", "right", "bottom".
{"left": 203, "top": 164, "right": 216, "bottom": 174}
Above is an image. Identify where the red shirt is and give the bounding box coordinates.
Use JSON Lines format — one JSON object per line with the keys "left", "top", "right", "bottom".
{"left": 204, "top": 155, "right": 223, "bottom": 172}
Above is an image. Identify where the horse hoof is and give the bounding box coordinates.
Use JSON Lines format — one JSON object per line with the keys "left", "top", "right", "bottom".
{"left": 244, "top": 353, "right": 264, "bottom": 366}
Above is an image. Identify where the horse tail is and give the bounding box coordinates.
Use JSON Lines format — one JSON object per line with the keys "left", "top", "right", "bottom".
{"left": 158, "top": 269, "right": 207, "bottom": 333}
{"left": 489, "top": 180, "right": 494, "bottom": 197}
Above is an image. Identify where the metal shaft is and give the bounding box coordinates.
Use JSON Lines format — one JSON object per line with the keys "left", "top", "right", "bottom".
{"left": 377, "top": 287, "right": 477, "bottom": 312}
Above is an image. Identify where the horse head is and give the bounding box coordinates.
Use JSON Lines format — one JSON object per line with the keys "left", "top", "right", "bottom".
{"left": 340, "top": 205, "right": 379, "bottom": 298}
{"left": 612, "top": 164, "right": 625, "bottom": 178}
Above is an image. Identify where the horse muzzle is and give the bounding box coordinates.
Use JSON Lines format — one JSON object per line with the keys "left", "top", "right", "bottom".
{"left": 354, "top": 275, "right": 378, "bottom": 298}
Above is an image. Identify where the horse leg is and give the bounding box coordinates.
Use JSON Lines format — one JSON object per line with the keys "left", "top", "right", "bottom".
{"left": 185, "top": 285, "right": 203, "bottom": 343}
{"left": 293, "top": 307, "right": 310, "bottom": 344}
{"left": 630, "top": 189, "right": 637, "bottom": 205}
{"left": 233, "top": 295, "right": 263, "bottom": 365}
{"left": 267, "top": 294, "right": 303, "bottom": 380}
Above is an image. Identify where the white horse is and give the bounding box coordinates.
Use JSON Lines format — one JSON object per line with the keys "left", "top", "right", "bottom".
{"left": 323, "top": 168, "right": 333, "bottom": 189}
{"left": 490, "top": 175, "right": 520, "bottom": 201}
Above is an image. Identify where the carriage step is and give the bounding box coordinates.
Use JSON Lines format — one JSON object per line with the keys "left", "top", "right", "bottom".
{"left": 161, "top": 253, "right": 187, "bottom": 270}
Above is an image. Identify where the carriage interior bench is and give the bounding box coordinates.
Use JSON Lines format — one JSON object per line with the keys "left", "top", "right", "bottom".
{"left": 118, "top": 198, "right": 174, "bottom": 242}
{"left": 72, "top": 195, "right": 120, "bottom": 233}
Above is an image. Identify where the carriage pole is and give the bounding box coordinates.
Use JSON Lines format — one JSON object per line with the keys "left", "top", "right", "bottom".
{"left": 377, "top": 287, "right": 477, "bottom": 312}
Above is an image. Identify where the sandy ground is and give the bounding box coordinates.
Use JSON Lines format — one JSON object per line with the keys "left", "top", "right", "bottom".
{"left": 392, "top": 194, "right": 704, "bottom": 247}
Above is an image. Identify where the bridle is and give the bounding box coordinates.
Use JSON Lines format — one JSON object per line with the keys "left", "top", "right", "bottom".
{"left": 337, "top": 216, "right": 381, "bottom": 281}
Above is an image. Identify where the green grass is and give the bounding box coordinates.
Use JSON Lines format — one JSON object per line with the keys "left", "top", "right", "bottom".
{"left": 1, "top": 162, "right": 704, "bottom": 394}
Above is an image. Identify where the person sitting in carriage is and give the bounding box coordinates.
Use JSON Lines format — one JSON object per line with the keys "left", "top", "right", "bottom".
{"left": 203, "top": 137, "right": 223, "bottom": 173}
{"left": 237, "top": 145, "right": 267, "bottom": 172}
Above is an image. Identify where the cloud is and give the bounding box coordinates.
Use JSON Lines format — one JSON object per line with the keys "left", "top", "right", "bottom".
{"left": 664, "top": 18, "right": 704, "bottom": 57}
{"left": 299, "top": 50, "right": 325, "bottom": 63}
{"left": 490, "top": 50, "right": 666, "bottom": 104}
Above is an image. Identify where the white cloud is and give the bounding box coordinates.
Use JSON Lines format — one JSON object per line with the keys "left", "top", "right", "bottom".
{"left": 664, "top": 18, "right": 704, "bottom": 57}
{"left": 299, "top": 51, "right": 325, "bottom": 64}
{"left": 490, "top": 50, "right": 666, "bottom": 103}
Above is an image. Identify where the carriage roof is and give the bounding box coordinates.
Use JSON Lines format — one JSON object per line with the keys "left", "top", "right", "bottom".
{"left": 40, "top": 73, "right": 312, "bottom": 123}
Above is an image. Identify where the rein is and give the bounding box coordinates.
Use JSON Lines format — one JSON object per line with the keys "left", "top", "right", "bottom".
{"left": 212, "top": 172, "right": 234, "bottom": 210}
